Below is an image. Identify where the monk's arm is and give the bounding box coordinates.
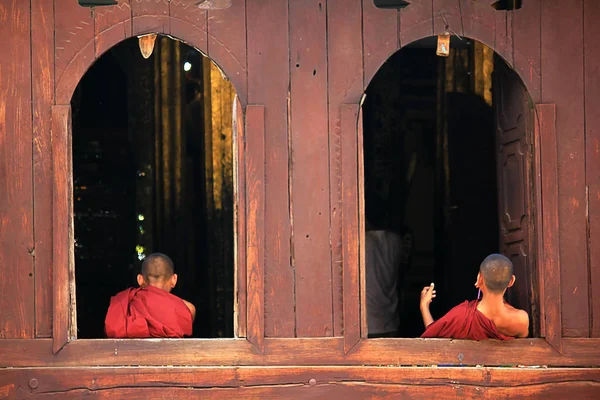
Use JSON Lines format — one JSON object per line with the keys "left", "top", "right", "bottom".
{"left": 516, "top": 311, "right": 529, "bottom": 338}
{"left": 183, "top": 299, "right": 196, "bottom": 322}
{"left": 420, "top": 304, "right": 434, "bottom": 329}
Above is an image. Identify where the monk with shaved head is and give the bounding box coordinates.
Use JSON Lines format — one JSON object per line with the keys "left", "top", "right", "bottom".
{"left": 419, "top": 254, "right": 529, "bottom": 340}
{"left": 105, "top": 253, "right": 196, "bottom": 338}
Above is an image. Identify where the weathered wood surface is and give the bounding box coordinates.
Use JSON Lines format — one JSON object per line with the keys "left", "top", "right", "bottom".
{"left": 328, "top": 0, "right": 364, "bottom": 338}
{"left": 246, "top": 0, "right": 294, "bottom": 338}
{"left": 1, "top": 338, "right": 599, "bottom": 368}
{"left": 537, "top": 104, "right": 562, "bottom": 352}
{"left": 31, "top": 0, "right": 55, "bottom": 339}
{"left": 585, "top": 0, "right": 600, "bottom": 339}
{"left": 362, "top": 0, "right": 398, "bottom": 88}
{"left": 0, "top": 0, "right": 35, "bottom": 339}
{"left": 290, "top": 0, "right": 333, "bottom": 337}
{"left": 0, "top": 366, "right": 598, "bottom": 399}
{"left": 541, "top": 0, "right": 590, "bottom": 338}
{"left": 245, "top": 105, "right": 266, "bottom": 352}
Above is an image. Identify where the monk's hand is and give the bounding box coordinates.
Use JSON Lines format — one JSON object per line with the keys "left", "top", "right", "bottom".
{"left": 420, "top": 283, "right": 436, "bottom": 309}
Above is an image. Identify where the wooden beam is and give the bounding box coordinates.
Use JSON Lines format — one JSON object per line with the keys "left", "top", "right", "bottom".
{"left": 1, "top": 338, "right": 599, "bottom": 368}
{"left": 245, "top": 105, "right": 266, "bottom": 353}
{"left": 51, "top": 105, "right": 75, "bottom": 354}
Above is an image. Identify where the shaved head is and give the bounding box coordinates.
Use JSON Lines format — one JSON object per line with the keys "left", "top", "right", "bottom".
{"left": 480, "top": 254, "right": 513, "bottom": 293}
{"left": 141, "top": 253, "right": 174, "bottom": 281}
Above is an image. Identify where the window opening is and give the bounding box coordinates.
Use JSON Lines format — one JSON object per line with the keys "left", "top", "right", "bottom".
{"left": 362, "top": 37, "right": 538, "bottom": 338}
{"left": 72, "top": 36, "right": 236, "bottom": 338}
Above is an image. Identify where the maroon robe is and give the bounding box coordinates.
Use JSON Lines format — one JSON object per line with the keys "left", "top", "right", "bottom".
{"left": 421, "top": 300, "right": 513, "bottom": 340}
{"left": 105, "top": 285, "right": 193, "bottom": 338}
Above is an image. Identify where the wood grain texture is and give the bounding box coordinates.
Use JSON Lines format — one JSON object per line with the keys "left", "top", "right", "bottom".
{"left": 0, "top": 366, "right": 598, "bottom": 399}
{"left": 131, "top": 0, "right": 169, "bottom": 35}
{"left": 433, "top": 0, "right": 462, "bottom": 37}
{"left": 245, "top": 105, "right": 265, "bottom": 352}
{"left": 233, "top": 96, "right": 247, "bottom": 338}
{"left": 0, "top": 0, "right": 35, "bottom": 339}
{"left": 362, "top": 0, "right": 399, "bottom": 88}
{"left": 584, "top": 0, "right": 600, "bottom": 339}
{"left": 341, "top": 105, "right": 361, "bottom": 352}
{"left": 32, "top": 0, "right": 55, "bottom": 339}
{"left": 400, "top": 1, "right": 432, "bottom": 47}
{"left": 290, "top": 0, "right": 333, "bottom": 337}
{"left": 170, "top": 1, "right": 207, "bottom": 54}
{"left": 54, "top": 0, "right": 95, "bottom": 85}
{"left": 207, "top": 2, "right": 247, "bottom": 104}
{"left": 536, "top": 104, "right": 562, "bottom": 352}
{"left": 94, "top": 1, "right": 132, "bottom": 58}
{"left": 542, "top": 1, "right": 590, "bottom": 338}
{"left": 2, "top": 338, "right": 599, "bottom": 368}
{"left": 246, "top": 0, "right": 294, "bottom": 338}
{"left": 513, "top": 0, "right": 541, "bottom": 105}
{"left": 327, "top": 0, "right": 364, "bottom": 337}
{"left": 460, "top": 0, "right": 496, "bottom": 55}
{"left": 51, "top": 105, "right": 74, "bottom": 354}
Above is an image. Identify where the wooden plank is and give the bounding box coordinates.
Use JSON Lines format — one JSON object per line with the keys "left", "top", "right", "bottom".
{"left": 131, "top": 0, "right": 169, "bottom": 35}
{"left": 207, "top": 2, "right": 247, "bottom": 104}
{"left": 170, "top": 1, "right": 207, "bottom": 54}
{"left": 537, "top": 104, "right": 562, "bottom": 352}
{"left": 246, "top": 0, "right": 294, "bottom": 337}
{"left": 290, "top": 0, "right": 332, "bottom": 337}
{"left": 542, "top": 1, "right": 589, "bottom": 338}
{"left": 327, "top": 0, "right": 364, "bottom": 337}
{"left": 94, "top": 1, "right": 132, "bottom": 58}
{"left": 1, "top": 338, "right": 600, "bottom": 368}
{"left": 245, "top": 105, "right": 265, "bottom": 352}
{"left": 362, "top": 0, "right": 399, "bottom": 88}
{"left": 51, "top": 105, "right": 74, "bottom": 354}
{"left": 1, "top": 366, "right": 599, "bottom": 399}
{"left": 54, "top": 0, "right": 95, "bottom": 86}
{"left": 584, "top": 0, "right": 600, "bottom": 338}
{"left": 400, "top": 1, "right": 433, "bottom": 47}
{"left": 0, "top": 0, "right": 34, "bottom": 339}
{"left": 31, "top": 0, "right": 54, "bottom": 339}
{"left": 341, "top": 105, "right": 361, "bottom": 352}
{"left": 533, "top": 105, "right": 545, "bottom": 337}
{"left": 233, "top": 96, "right": 246, "bottom": 338}
{"left": 433, "top": 0, "right": 462, "bottom": 37}
{"left": 513, "top": 0, "right": 541, "bottom": 112}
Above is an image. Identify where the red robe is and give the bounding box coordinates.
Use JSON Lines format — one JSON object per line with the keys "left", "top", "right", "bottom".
{"left": 105, "top": 285, "right": 193, "bottom": 338}
{"left": 421, "top": 300, "right": 513, "bottom": 340}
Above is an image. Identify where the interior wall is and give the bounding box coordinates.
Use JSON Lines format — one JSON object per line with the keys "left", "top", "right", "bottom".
{"left": 0, "top": 0, "right": 598, "bottom": 341}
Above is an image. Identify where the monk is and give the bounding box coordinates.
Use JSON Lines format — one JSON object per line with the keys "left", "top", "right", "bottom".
{"left": 419, "top": 254, "right": 529, "bottom": 340}
{"left": 105, "top": 253, "right": 196, "bottom": 338}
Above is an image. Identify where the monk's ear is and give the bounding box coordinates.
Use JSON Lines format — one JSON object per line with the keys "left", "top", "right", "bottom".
{"left": 170, "top": 273, "right": 178, "bottom": 289}
{"left": 137, "top": 274, "right": 145, "bottom": 287}
{"left": 507, "top": 275, "right": 516, "bottom": 288}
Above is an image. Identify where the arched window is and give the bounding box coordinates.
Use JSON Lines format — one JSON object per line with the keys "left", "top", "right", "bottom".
{"left": 362, "top": 37, "right": 540, "bottom": 339}
{"left": 71, "top": 36, "right": 236, "bottom": 338}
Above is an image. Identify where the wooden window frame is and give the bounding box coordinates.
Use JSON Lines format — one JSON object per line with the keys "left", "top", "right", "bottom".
{"left": 342, "top": 102, "right": 567, "bottom": 355}
{"left": 51, "top": 100, "right": 266, "bottom": 355}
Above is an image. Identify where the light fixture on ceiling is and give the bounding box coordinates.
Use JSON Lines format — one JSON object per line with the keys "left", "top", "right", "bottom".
{"left": 373, "top": 0, "right": 411, "bottom": 9}
{"left": 138, "top": 34, "right": 158, "bottom": 59}
{"left": 78, "top": 0, "right": 117, "bottom": 6}
{"left": 195, "top": 0, "right": 232, "bottom": 9}
{"left": 491, "top": 0, "right": 523, "bottom": 10}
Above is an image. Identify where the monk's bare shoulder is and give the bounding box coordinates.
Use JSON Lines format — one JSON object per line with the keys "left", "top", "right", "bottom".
{"left": 182, "top": 299, "right": 196, "bottom": 322}
{"left": 508, "top": 308, "right": 529, "bottom": 338}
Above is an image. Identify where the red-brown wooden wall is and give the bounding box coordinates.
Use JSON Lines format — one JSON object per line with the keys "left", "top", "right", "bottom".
{"left": 1, "top": 0, "right": 599, "bottom": 397}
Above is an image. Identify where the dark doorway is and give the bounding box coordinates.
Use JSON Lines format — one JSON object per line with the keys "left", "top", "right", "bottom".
{"left": 72, "top": 36, "right": 236, "bottom": 339}
{"left": 362, "top": 37, "right": 538, "bottom": 338}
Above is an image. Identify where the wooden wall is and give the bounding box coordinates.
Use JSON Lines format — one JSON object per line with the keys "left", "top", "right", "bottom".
{"left": 0, "top": 0, "right": 599, "bottom": 396}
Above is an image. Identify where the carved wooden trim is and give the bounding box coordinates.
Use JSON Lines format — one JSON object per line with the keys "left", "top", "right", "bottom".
{"left": 245, "top": 105, "right": 266, "bottom": 353}
{"left": 536, "top": 103, "right": 562, "bottom": 353}
{"left": 51, "top": 105, "right": 75, "bottom": 354}
{"left": 341, "top": 104, "right": 361, "bottom": 353}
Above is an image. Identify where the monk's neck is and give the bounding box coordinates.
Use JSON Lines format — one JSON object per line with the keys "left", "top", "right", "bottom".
{"left": 477, "top": 293, "right": 506, "bottom": 316}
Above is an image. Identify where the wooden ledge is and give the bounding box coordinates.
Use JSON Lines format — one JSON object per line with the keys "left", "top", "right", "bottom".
{"left": 1, "top": 338, "right": 599, "bottom": 368}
